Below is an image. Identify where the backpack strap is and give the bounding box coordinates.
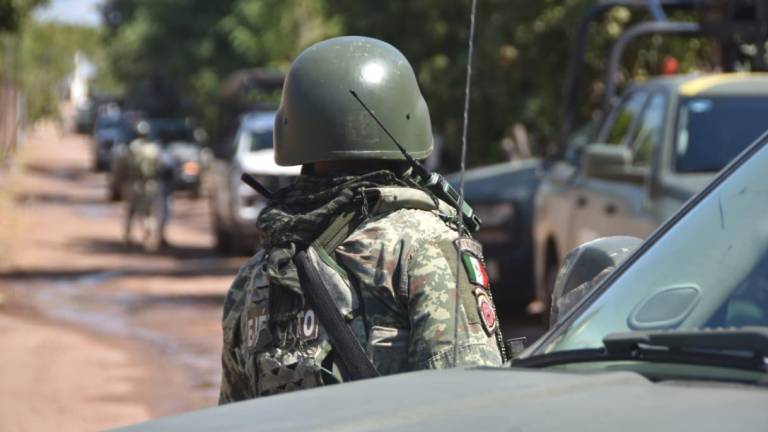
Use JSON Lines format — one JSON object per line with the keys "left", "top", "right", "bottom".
{"left": 293, "top": 204, "right": 379, "bottom": 381}
{"left": 314, "top": 209, "right": 365, "bottom": 254}
{"left": 293, "top": 187, "right": 452, "bottom": 382}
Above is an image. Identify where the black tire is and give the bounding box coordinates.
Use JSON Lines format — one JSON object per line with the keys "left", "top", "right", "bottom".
{"left": 214, "top": 225, "right": 233, "bottom": 255}
{"left": 108, "top": 183, "right": 122, "bottom": 201}
{"left": 189, "top": 184, "right": 202, "bottom": 200}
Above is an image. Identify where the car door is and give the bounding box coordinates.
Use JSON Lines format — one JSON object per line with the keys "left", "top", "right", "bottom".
{"left": 211, "top": 129, "right": 242, "bottom": 226}
{"left": 566, "top": 90, "right": 664, "bottom": 250}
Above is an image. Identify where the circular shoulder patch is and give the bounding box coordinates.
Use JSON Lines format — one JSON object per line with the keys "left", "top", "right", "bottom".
{"left": 474, "top": 289, "right": 498, "bottom": 336}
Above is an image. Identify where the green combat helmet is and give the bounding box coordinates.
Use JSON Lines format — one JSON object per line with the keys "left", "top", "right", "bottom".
{"left": 274, "top": 36, "right": 433, "bottom": 166}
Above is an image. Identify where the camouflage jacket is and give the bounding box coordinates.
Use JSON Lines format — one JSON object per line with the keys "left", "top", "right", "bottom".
{"left": 127, "top": 138, "right": 161, "bottom": 181}
{"left": 219, "top": 186, "right": 505, "bottom": 403}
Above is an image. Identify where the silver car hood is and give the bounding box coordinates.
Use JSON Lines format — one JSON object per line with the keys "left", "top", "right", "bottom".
{"left": 118, "top": 367, "right": 768, "bottom": 431}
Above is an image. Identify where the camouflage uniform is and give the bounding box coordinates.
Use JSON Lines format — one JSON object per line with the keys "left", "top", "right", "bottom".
{"left": 219, "top": 173, "right": 505, "bottom": 403}
{"left": 123, "top": 137, "right": 171, "bottom": 245}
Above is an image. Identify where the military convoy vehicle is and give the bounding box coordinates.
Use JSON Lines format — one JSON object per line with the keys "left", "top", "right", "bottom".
{"left": 454, "top": 0, "right": 768, "bottom": 315}
{"left": 530, "top": 0, "right": 768, "bottom": 314}
{"left": 90, "top": 110, "right": 132, "bottom": 172}
{"left": 533, "top": 73, "right": 768, "bottom": 312}
{"left": 206, "top": 111, "right": 300, "bottom": 254}
{"left": 108, "top": 118, "right": 206, "bottom": 201}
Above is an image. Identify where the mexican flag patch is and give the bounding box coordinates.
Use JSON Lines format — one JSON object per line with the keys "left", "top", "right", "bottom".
{"left": 462, "top": 253, "right": 489, "bottom": 288}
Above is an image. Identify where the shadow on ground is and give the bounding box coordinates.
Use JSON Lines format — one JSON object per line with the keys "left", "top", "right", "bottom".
{"left": 66, "top": 237, "right": 226, "bottom": 261}
{"left": 0, "top": 263, "right": 241, "bottom": 281}
{"left": 128, "top": 293, "right": 226, "bottom": 309}
{"left": 23, "top": 162, "right": 90, "bottom": 182}
{"left": 15, "top": 192, "right": 107, "bottom": 206}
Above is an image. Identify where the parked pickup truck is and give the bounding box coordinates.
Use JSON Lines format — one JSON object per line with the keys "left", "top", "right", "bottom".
{"left": 206, "top": 111, "right": 300, "bottom": 255}
{"left": 533, "top": 73, "right": 768, "bottom": 313}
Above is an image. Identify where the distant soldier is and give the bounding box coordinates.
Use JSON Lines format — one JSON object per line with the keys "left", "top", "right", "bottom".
{"left": 219, "top": 36, "right": 505, "bottom": 403}
{"left": 123, "top": 121, "right": 171, "bottom": 249}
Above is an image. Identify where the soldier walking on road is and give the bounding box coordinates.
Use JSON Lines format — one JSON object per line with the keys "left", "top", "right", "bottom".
{"left": 123, "top": 121, "right": 172, "bottom": 250}
{"left": 219, "top": 36, "right": 505, "bottom": 403}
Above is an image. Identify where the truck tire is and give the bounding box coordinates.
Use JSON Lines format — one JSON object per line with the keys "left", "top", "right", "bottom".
{"left": 190, "top": 184, "right": 202, "bottom": 200}
{"left": 214, "top": 225, "right": 233, "bottom": 255}
{"left": 108, "top": 182, "right": 122, "bottom": 201}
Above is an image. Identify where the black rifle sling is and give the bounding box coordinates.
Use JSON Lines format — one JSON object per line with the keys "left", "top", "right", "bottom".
{"left": 292, "top": 209, "right": 380, "bottom": 381}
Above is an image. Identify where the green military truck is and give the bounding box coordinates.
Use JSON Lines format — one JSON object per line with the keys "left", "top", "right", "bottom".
{"left": 533, "top": 73, "right": 768, "bottom": 312}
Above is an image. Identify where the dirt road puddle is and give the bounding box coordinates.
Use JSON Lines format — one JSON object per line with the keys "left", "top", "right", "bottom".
{"left": 16, "top": 271, "right": 223, "bottom": 402}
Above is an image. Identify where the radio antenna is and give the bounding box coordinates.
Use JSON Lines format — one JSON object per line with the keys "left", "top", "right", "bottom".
{"left": 453, "top": 0, "right": 479, "bottom": 367}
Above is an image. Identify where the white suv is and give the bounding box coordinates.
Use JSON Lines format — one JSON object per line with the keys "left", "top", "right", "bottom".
{"left": 207, "top": 111, "right": 300, "bottom": 254}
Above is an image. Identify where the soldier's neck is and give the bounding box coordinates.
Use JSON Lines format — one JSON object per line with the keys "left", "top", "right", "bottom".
{"left": 306, "top": 160, "right": 409, "bottom": 176}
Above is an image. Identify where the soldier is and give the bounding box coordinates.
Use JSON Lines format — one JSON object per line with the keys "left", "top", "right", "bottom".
{"left": 219, "top": 36, "right": 505, "bottom": 403}
{"left": 122, "top": 120, "right": 171, "bottom": 250}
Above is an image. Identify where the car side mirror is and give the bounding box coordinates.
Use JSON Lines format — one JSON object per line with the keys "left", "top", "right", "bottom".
{"left": 581, "top": 144, "right": 647, "bottom": 184}
{"left": 549, "top": 236, "right": 641, "bottom": 326}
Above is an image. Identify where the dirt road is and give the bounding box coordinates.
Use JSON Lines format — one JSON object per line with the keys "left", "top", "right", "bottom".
{"left": 0, "top": 117, "right": 544, "bottom": 431}
{"left": 0, "top": 121, "right": 243, "bottom": 431}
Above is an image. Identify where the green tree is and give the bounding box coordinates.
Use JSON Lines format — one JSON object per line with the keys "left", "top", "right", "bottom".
{"left": 0, "top": 0, "right": 48, "bottom": 32}
{"left": 18, "top": 21, "right": 106, "bottom": 121}
{"left": 102, "top": 0, "right": 339, "bottom": 140}
{"left": 1, "top": 0, "right": 49, "bottom": 80}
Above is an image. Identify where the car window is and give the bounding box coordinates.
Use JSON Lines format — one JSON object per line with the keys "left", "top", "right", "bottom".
{"left": 536, "top": 133, "right": 768, "bottom": 354}
{"left": 248, "top": 130, "right": 273, "bottom": 151}
{"left": 603, "top": 91, "right": 649, "bottom": 145}
{"left": 564, "top": 120, "right": 599, "bottom": 164}
{"left": 238, "top": 129, "right": 273, "bottom": 153}
{"left": 676, "top": 96, "right": 768, "bottom": 173}
{"left": 96, "top": 116, "right": 124, "bottom": 130}
{"left": 147, "top": 120, "right": 195, "bottom": 143}
{"left": 630, "top": 92, "right": 667, "bottom": 167}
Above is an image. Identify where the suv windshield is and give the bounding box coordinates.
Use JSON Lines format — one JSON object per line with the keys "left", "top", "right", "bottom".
{"left": 95, "top": 116, "right": 125, "bottom": 130}
{"left": 534, "top": 132, "right": 768, "bottom": 355}
{"left": 149, "top": 120, "right": 195, "bottom": 143}
{"left": 676, "top": 97, "right": 768, "bottom": 173}
{"left": 244, "top": 129, "right": 273, "bottom": 152}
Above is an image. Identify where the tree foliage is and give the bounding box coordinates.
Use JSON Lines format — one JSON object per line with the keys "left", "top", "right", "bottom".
{"left": 101, "top": 1, "right": 725, "bottom": 167}
{"left": 0, "top": 0, "right": 120, "bottom": 123}
{"left": 19, "top": 22, "right": 100, "bottom": 121}
{"left": 101, "top": 0, "right": 339, "bottom": 139}
{"left": 0, "top": 0, "right": 48, "bottom": 33}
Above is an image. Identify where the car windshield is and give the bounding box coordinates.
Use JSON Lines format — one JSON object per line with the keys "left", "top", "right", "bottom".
{"left": 95, "top": 116, "right": 124, "bottom": 130}
{"left": 676, "top": 96, "right": 768, "bottom": 173}
{"left": 244, "top": 129, "right": 273, "bottom": 152}
{"left": 149, "top": 120, "right": 195, "bottom": 143}
{"left": 533, "top": 132, "right": 768, "bottom": 355}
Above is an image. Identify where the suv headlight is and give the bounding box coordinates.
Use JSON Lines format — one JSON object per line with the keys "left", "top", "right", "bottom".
{"left": 182, "top": 160, "right": 200, "bottom": 177}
